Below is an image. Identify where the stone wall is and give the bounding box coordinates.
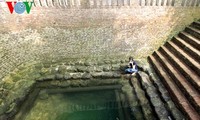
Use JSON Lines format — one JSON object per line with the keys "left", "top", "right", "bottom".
{"left": 0, "top": 3, "right": 200, "bottom": 79}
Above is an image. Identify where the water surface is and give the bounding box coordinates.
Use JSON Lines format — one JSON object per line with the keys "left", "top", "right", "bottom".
{"left": 24, "top": 90, "right": 121, "bottom": 120}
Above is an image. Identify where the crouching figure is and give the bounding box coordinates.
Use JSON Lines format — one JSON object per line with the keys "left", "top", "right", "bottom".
{"left": 125, "top": 57, "right": 138, "bottom": 75}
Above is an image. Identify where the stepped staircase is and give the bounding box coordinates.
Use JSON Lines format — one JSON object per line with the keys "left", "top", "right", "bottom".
{"left": 148, "top": 20, "right": 200, "bottom": 120}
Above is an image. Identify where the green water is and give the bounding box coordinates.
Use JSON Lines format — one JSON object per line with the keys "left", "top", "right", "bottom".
{"left": 24, "top": 90, "right": 121, "bottom": 120}
{"left": 56, "top": 110, "right": 117, "bottom": 120}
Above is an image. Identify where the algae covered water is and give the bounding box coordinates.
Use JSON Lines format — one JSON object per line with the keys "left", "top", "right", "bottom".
{"left": 24, "top": 89, "right": 122, "bottom": 120}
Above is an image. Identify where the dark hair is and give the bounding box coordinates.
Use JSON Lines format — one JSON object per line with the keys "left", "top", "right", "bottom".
{"left": 129, "top": 57, "right": 133, "bottom": 61}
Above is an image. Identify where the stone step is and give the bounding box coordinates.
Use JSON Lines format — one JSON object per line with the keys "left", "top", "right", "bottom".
{"left": 148, "top": 70, "right": 185, "bottom": 120}
{"left": 191, "top": 21, "right": 200, "bottom": 30}
{"left": 137, "top": 71, "right": 171, "bottom": 120}
{"left": 119, "top": 93, "right": 132, "bottom": 120}
{"left": 185, "top": 26, "right": 200, "bottom": 40}
{"left": 154, "top": 50, "right": 200, "bottom": 113}
{"left": 178, "top": 31, "right": 200, "bottom": 51}
{"left": 148, "top": 55, "right": 200, "bottom": 120}
{"left": 115, "top": 90, "right": 126, "bottom": 120}
{"left": 121, "top": 84, "right": 144, "bottom": 120}
{"left": 172, "top": 36, "right": 200, "bottom": 62}
{"left": 130, "top": 77, "right": 155, "bottom": 120}
{"left": 159, "top": 46, "right": 200, "bottom": 93}
{"left": 13, "top": 88, "right": 40, "bottom": 120}
{"left": 165, "top": 41, "right": 200, "bottom": 76}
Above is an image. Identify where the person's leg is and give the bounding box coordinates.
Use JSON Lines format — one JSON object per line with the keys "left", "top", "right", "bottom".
{"left": 132, "top": 68, "right": 138, "bottom": 72}
{"left": 125, "top": 68, "right": 129, "bottom": 74}
{"left": 131, "top": 72, "right": 136, "bottom": 76}
{"left": 125, "top": 68, "right": 132, "bottom": 74}
{"left": 131, "top": 69, "right": 138, "bottom": 76}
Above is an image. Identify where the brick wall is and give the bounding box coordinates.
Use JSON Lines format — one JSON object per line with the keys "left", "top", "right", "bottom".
{"left": 0, "top": 4, "right": 200, "bottom": 79}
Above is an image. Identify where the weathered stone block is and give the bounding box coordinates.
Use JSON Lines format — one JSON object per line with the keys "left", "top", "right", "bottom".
{"left": 64, "top": 73, "right": 72, "bottom": 80}
{"left": 55, "top": 74, "right": 64, "bottom": 80}
{"left": 111, "top": 64, "right": 120, "bottom": 71}
{"left": 70, "top": 73, "right": 83, "bottom": 79}
{"left": 43, "top": 75, "right": 55, "bottom": 81}
{"left": 76, "top": 66, "right": 88, "bottom": 72}
{"left": 81, "top": 73, "right": 92, "bottom": 79}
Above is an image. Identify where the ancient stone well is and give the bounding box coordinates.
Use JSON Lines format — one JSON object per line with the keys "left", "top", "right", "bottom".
{"left": 0, "top": 0, "right": 200, "bottom": 120}
{"left": 0, "top": 59, "right": 184, "bottom": 120}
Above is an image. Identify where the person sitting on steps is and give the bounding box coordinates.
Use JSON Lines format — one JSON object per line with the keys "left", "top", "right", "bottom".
{"left": 125, "top": 57, "right": 138, "bottom": 75}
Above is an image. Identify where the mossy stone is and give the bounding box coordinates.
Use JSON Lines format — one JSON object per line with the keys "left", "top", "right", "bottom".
{"left": 71, "top": 73, "right": 82, "bottom": 79}
{"left": 55, "top": 74, "right": 64, "bottom": 80}
{"left": 43, "top": 63, "right": 51, "bottom": 68}
{"left": 26, "top": 70, "right": 41, "bottom": 79}
{"left": 76, "top": 66, "right": 88, "bottom": 72}
{"left": 97, "top": 61, "right": 104, "bottom": 65}
{"left": 64, "top": 73, "right": 71, "bottom": 80}
{"left": 40, "top": 68, "right": 51, "bottom": 75}
{"left": 84, "top": 61, "right": 92, "bottom": 66}
{"left": 3, "top": 81, "right": 14, "bottom": 90}
{"left": 5, "top": 102, "right": 16, "bottom": 114}
{"left": 43, "top": 75, "right": 55, "bottom": 81}
{"left": 58, "top": 65, "right": 66, "bottom": 74}
{"left": 34, "top": 64, "right": 43, "bottom": 70}
{"left": 39, "top": 91, "right": 49, "bottom": 100}
{"left": 10, "top": 74, "right": 21, "bottom": 82}
{"left": 0, "top": 104, "right": 7, "bottom": 115}
{"left": 104, "top": 60, "right": 111, "bottom": 64}
{"left": 81, "top": 73, "right": 92, "bottom": 79}
{"left": 111, "top": 64, "right": 120, "bottom": 71}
